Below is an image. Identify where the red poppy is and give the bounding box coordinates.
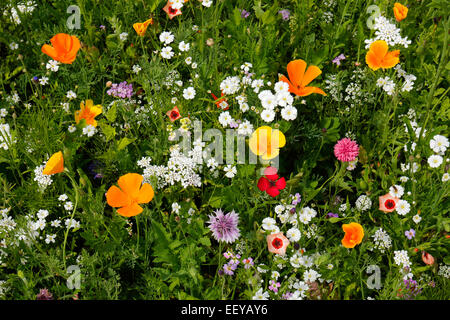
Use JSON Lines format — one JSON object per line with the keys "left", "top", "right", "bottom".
{"left": 257, "top": 166, "right": 286, "bottom": 197}
{"left": 167, "top": 106, "right": 181, "bottom": 122}
{"left": 211, "top": 92, "right": 229, "bottom": 110}
{"left": 163, "top": 1, "right": 182, "bottom": 19}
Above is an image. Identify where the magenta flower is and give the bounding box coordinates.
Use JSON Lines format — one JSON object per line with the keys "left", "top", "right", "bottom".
{"left": 269, "top": 280, "right": 281, "bottom": 293}
{"left": 334, "top": 138, "right": 359, "bottom": 162}
{"left": 207, "top": 209, "right": 240, "bottom": 243}
{"left": 243, "top": 257, "right": 254, "bottom": 269}
{"left": 332, "top": 54, "right": 346, "bottom": 66}
{"left": 36, "top": 288, "right": 53, "bottom": 300}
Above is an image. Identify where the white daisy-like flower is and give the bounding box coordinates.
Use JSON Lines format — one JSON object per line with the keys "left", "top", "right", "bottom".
{"left": 412, "top": 214, "right": 421, "bottom": 224}
{"left": 132, "top": 64, "right": 142, "bottom": 74}
{"left": 430, "top": 135, "right": 448, "bottom": 154}
{"left": 172, "top": 202, "right": 181, "bottom": 214}
{"left": 261, "top": 217, "right": 277, "bottom": 231}
{"left": 389, "top": 185, "right": 404, "bottom": 198}
{"left": 260, "top": 109, "right": 275, "bottom": 123}
{"left": 159, "top": 31, "right": 174, "bottom": 44}
{"left": 442, "top": 173, "right": 449, "bottom": 182}
{"left": 274, "top": 81, "right": 290, "bottom": 93}
{"left": 252, "top": 288, "right": 269, "bottom": 300}
{"left": 119, "top": 32, "right": 128, "bottom": 41}
{"left": 178, "top": 41, "right": 190, "bottom": 52}
{"left": 280, "top": 105, "right": 297, "bottom": 121}
{"left": 161, "top": 46, "right": 174, "bottom": 59}
{"left": 183, "top": 86, "right": 196, "bottom": 100}
{"left": 396, "top": 199, "right": 410, "bottom": 216}
{"left": 218, "top": 111, "right": 233, "bottom": 127}
{"left": 428, "top": 155, "right": 443, "bottom": 168}
{"left": 224, "top": 165, "right": 237, "bottom": 178}
{"left": 286, "top": 227, "right": 301, "bottom": 242}
{"left": 82, "top": 125, "right": 96, "bottom": 137}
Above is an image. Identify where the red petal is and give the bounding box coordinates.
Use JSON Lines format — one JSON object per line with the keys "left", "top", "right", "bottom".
{"left": 266, "top": 186, "right": 280, "bottom": 197}
{"left": 275, "top": 177, "right": 286, "bottom": 190}
{"left": 257, "top": 177, "right": 270, "bottom": 191}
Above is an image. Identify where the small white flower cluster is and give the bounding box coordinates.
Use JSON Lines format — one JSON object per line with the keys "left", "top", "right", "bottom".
{"left": 286, "top": 278, "right": 309, "bottom": 300}
{"left": 159, "top": 31, "right": 192, "bottom": 61}
{"left": 33, "top": 164, "right": 53, "bottom": 190}
{"left": 220, "top": 76, "right": 241, "bottom": 95}
{"left": 389, "top": 185, "right": 411, "bottom": 216}
{"left": 355, "top": 194, "right": 372, "bottom": 212}
{"left": 46, "top": 60, "right": 60, "bottom": 72}
{"left": 82, "top": 125, "right": 97, "bottom": 137}
{"left": 393, "top": 249, "right": 411, "bottom": 269}
{"left": 139, "top": 143, "right": 203, "bottom": 189}
{"left": 290, "top": 253, "right": 314, "bottom": 269}
{"left": 364, "top": 15, "right": 411, "bottom": 49}
{"left": 438, "top": 264, "right": 450, "bottom": 279}
{"left": 3, "top": 1, "right": 36, "bottom": 25}
{"left": 394, "top": 65, "right": 416, "bottom": 92}
{"left": 258, "top": 81, "right": 297, "bottom": 123}
{"left": 298, "top": 207, "right": 317, "bottom": 225}
{"left": 324, "top": 74, "right": 344, "bottom": 102}
{"left": 252, "top": 288, "right": 269, "bottom": 300}
{"left": 343, "top": 68, "right": 374, "bottom": 109}
{"left": 376, "top": 76, "right": 396, "bottom": 95}
{"left": 372, "top": 228, "right": 392, "bottom": 253}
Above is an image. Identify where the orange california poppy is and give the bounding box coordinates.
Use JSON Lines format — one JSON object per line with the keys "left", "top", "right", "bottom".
{"left": 74, "top": 100, "right": 102, "bottom": 127}
{"left": 249, "top": 126, "right": 286, "bottom": 160}
{"left": 267, "top": 232, "right": 290, "bottom": 255}
{"left": 106, "top": 173, "right": 154, "bottom": 217}
{"left": 279, "top": 59, "right": 326, "bottom": 97}
{"left": 133, "top": 18, "right": 153, "bottom": 36}
{"left": 163, "top": 1, "right": 182, "bottom": 19}
{"left": 365, "top": 40, "right": 400, "bottom": 71}
{"left": 42, "top": 151, "right": 64, "bottom": 175}
{"left": 393, "top": 3, "right": 408, "bottom": 22}
{"left": 41, "top": 33, "right": 80, "bottom": 64}
{"left": 341, "top": 222, "right": 364, "bottom": 248}
{"left": 378, "top": 193, "right": 400, "bottom": 213}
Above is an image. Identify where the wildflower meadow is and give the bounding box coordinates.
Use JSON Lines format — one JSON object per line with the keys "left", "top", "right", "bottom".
{"left": 0, "top": 0, "right": 449, "bottom": 302}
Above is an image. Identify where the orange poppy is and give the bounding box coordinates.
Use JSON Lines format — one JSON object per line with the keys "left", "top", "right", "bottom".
{"left": 75, "top": 100, "right": 102, "bottom": 127}
{"left": 365, "top": 40, "right": 400, "bottom": 71}
{"left": 341, "top": 222, "right": 364, "bottom": 248}
{"left": 249, "top": 126, "right": 286, "bottom": 160}
{"left": 393, "top": 3, "right": 408, "bottom": 22}
{"left": 266, "top": 232, "right": 290, "bottom": 255}
{"left": 106, "top": 173, "right": 154, "bottom": 217}
{"left": 378, "top": 193, "right": 399, "bottom": 213}
{"left": 42, "top": 151, "right": 64, "bottom": 175}
{"left": 133, "top": 18, "right": 153, "bottom": 36}
{"left": 279, "top": 59, "right": 326, "bottom": 97}
{"left": 163, "top": 1, "right": 182, "bottom": 19}
{"left": 41, "top": 33, "right": 80, "bottom": 64}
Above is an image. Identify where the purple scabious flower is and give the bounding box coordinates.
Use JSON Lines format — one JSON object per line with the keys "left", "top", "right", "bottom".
{"left": 240, "top": 9, "right": 250, "bottom": 18}
{"left": 107, "top": 81, "right": 134, "bottom": 99}
{"left": 278, "top": 9, "right": 291, "bottom": 21}
{"left": 327, "top": 212, "right": 339, "bottom": 218}
{"left": 207, "top": 209, "right": 240, "bottom": 243}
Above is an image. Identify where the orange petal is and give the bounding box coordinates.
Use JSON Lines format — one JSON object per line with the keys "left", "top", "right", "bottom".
{"left": 106, "top": 185, "right": 131, "bottom": 208}
{"left": 365, "top": 51, "right": 381, "bottom": 71}
{"left": 118, "top": 173, "right": 143, "bottom": 199}
{"left": 136, "top": 183, "right": 154, "bottom": 204}
{"left": 41, "top": 44, "right": 59, "bottom": 61}
{"left": 370, "top": 40, "right": 389, "bottom": 58}
{"left": 301, "top": 65, "right": 322, "bottom": 87}
{"left": 117, "top": 202, "right": 143, "bottom": 217}
{"left": 42, "top": 151, "right": 64, "bottom": 175}
{"left": 301, "top": 86, "right": 327, "bottom": 96}
{"left": 287, "top": 59, "right": 307, "bottom": 89}
{"left": 381, "top": 50, "right": 400, "bottom": 69}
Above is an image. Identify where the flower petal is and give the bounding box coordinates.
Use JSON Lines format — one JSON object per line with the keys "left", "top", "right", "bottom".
{"left": 136, "top": 183, "right": 154, "bottom": 204}
{"left": 118, "top": 173, "right": 143, "bottom": 199}
{"left": 106, "top": 185, "right": 131, "bottom": 208}
{"left": 117, "top": 202, "right": 143, "bottom": 217}
{"left": 287, "top": 59, "right": 306, "bottom": 89}
{"left": 257, "top": 177, "right": 270, "bottom": 192}
{"left": 301, "top": 65, "right": 322, "bottom": 87}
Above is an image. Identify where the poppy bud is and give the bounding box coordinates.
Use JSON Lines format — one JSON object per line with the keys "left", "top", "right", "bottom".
{"left": 422, "top": 252, "right": 435, "bottom": 265}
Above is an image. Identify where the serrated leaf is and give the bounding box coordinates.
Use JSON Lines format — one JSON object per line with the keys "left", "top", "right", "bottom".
{"left": 105, "top": 103, "right": 117, "bottom": 122}
{"left": 117, "top": 137, "right": 135, "bottom": 150}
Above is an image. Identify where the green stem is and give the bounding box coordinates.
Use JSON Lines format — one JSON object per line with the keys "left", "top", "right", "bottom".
{"left": 62, "top": 170, "right": 79, "bottom": 270}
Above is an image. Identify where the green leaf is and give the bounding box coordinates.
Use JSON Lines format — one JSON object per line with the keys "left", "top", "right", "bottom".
{"left": 99, "top": 121, "right": 116, "bottom": 142}
{"left": 105, "top": 103, "right": 117, "bottom": 122}
{"left": 116, "top": 137, "right": 135, "bottom": 150}
{"left": 198, "top": 237, "right": 211, "bottom": 247}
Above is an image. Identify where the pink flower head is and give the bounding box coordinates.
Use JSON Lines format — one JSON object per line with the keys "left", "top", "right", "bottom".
{"left": 334, "top": 138, "right": 359, "bottom": 162}
{"left": 266, "top": 232, "right": 290, "bottom": 255}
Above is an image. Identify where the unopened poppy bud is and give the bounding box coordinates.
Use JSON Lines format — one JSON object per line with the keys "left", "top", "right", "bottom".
{"left": 106, "top": 81, "right": 112, "bottom": 87}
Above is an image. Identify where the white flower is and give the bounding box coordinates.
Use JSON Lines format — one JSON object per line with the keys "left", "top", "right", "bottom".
{"left": 261, "top": 217, "right": 277, "bottom": 231}
{"left": 82, "top": 125, "right": 97, "bottom": 137}
{"left": 132, "top": 64, "right": 142, "bottom": 74}
{"left": 58, "top": 194, "right": 68, "bottom": 202}
{"left": 191, "top": 62, "right": 198, "bottom": 69}
{"left": 252, "top": 288, "right": 269, "bottom": 300}
{"left": 185, "top": 56, "right": 192, "bottom": 65}
{"left": 161, "top": 46, "right": 174, "bottom": 59}
{"left": 260, "top": 109, "right": 275, "bottom": 123}
{"left": 178, "top": 41, "right": 190, "bottom": 52}
{"left": 183, "top": 86, "right": 196, "bottom": 100}
{"left": 119, "top": 32, "right": 128, "bottom": 41}
{"left": 430, "top": 135, "right": 449, "bottom": 154}
{"left": 274, "top": 205, "right": 285, "bottom": 215}
{"left": 399, "top": 176, "right": 409, "bottom": 183}
{"left": 64, "top": 201, "right": 74, "bottom": 211}
{"left": 428, "top": 155, "right": 443, "bottom": 168}
{"left": 172, "top": 202, "right": 181, "bottom": 214}
{"left": 170, "top": 0, "right": 184, "bottom": 10}
{"left": 39, "top": 76, "right": 49, "bottom": 85}
{"left": 393, "top": 250, "right": 411, "bottom": 268}
{"left": 50, "top": 219, "right": 61, "bottom": 227}
{"left": 251, "top": 79, "right": 264, "bottom": 93}
{"left": 412, "top": 214, "right": 422, "bottom": 224}
{"left": 298, "top": 212, "right": 311, "bottom": 224}
{"left": 66, "top": 90, "right": 77, "bottom": 100}
{"left": 274, "top": 81, "right": 289, "bottom": 93}
{"left": 237, "top": 120, "right": 253, "bottom": 136}
{"left": 286, "top": 228, "right": 301, "bottom": 242}
{"left": 202, "top": 0, "right": 213, "bottom": 8}
{"left": 46, "top": 60, "right": 59, "bottom": 72}
{"left": 303, "top": 269, "right": 320, "bottom": 282}
{"left": 239, "top": 102, "right": 249, "bottom": 112}
{"left": 36, "top": 209, "right": 49, "bottom": 220}
{"left": 45, "top": 234, "right": 56, "bottom": 244}
{"left": 220, "top": 76, "right": 241, "bottom": 95}
{"left": 68, "top": 125, "right": 76, "bottom": 133}
{"left": 280, "top": 105, "right": 297, "bottom": 121}
{"left": 259, "top": 91, "right": 277, "bottom": 110}
{"left": 276, "top": 91, "right": 294, "bottom": 107}
{"left": 396, "top": 200, "right": 410, "bottom": 216}
{"left": 159, "top": 31, "right": 174, "bottom": 45}
{"left": 443, "top": 173, "right": 450, "bottom": 182}
{"left": 218, "top": 111, "right": 233, "bottom": 127}
{"left": 389, "top": 185, "right": 404, "bottom": 198}
{"left": 9, "top": 42, "right": 18, "bottom": 50}
{"left": 224, "top": 165, "right": 237, "bottom": 178}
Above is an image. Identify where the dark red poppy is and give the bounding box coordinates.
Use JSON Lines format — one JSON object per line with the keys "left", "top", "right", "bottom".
{"left": 211, "top": 92, "right": 229, "bottom": 110}
{"left": 167, "top": 106, "right": 181, "bottom": 122}
{"left": 257, "top": 166, "right": 286, "bottom": 197}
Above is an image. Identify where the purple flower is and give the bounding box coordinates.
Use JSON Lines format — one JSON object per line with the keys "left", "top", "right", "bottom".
{"left": 291, "top": 193, "right": 301, "bottom": 206}
{"left": 240, "top": 9, "right": 250, "bottom": 18}
{"left": 107, "top": 81, "right": 134, "bottom": 99}
{"left": 207, "top": 209, "right": 240, "bottom": 243}
{"left": 229, "top": 121, "right": 239, "bottom": 129}
{"left": 278, "top": 9, "right": 291, "bottom": 21}
{"left": 327, "top": 212, "right": 339, "bottom": 218}
{"left": 332, "top": 54, "right": 346, "bottom": 66}
{"left": 243, "top": 257, "right": 254, "bottom": 269}
{"left": 269, "top": 280, "right": 281, "bottom": 293}
{"left": 282, "top": 292, "right": 293, "bottom": 300}
{"left": 36, "top": 288, "right": 53, "bottom": 300}
{"left": 405, "top": 229, "right": 415, "bottom": 240}
{"left": 223, "top": 263, "right": 234, "bottom": 275}
{"left": 99, "top": 25, "right": 106, "bottom": 30}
